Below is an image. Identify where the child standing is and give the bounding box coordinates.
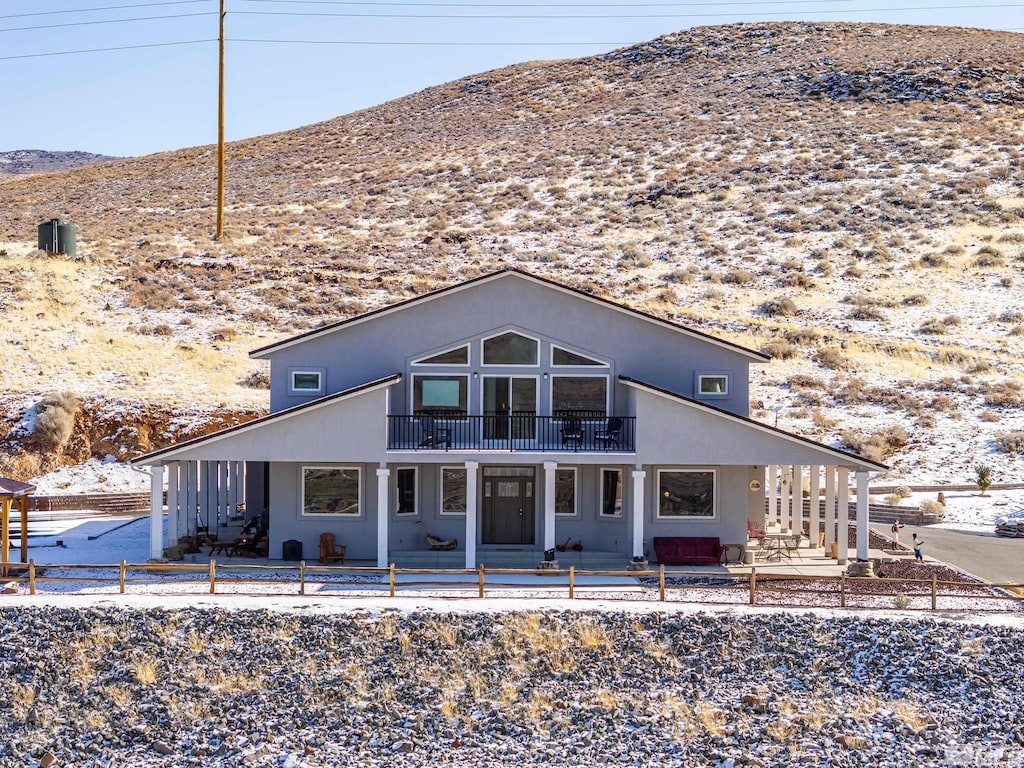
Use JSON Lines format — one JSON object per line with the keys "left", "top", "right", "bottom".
{"left": 912, "top": 533, "right": 924, "bottom": 561}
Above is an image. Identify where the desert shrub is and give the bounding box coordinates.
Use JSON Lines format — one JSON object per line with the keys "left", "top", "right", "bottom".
{"left": 897, "top": 485, "right": 912, "bottom": 498}
{"left": 919, "top": 252, "right": 947, "bottom": 268}
{"left": 980, "top": 409, "right": 1002, "bottom": 422}
{"left": 759, "top": 296, "right": 797, "bottom": 317}
{"left": 902, "top": 294, "right": 929, "bottom": 306}
{"left": 240, "top": 368, "right": 271, "bottom": 389}
{"left": 761, "top": 340, "right": 797, "bottom": 359}
{"left": 840, "top": 425, "right": 907, "bottom": 462}
{"left": 893, "top": 593, "right": 912, "bottom": 610}
{"left": 976, "top": 465, "right": 993, "bottom": 494}
{"left": 919, "top": 499, "right": 945, "bottom": 517}
{"left": 918, "top": 318, "right": 947, "bottom": 335}
{"left": 212, "top": 325, "right": 239, "bottom": 341}
{"left": 723, "top": 269, "right": 754, "bottom": 284}
{"left": 943, "top": 314, "right": 962, "bottom": 327}
{"left": 787, "top": 374, "right": 825, "bottom": 389}
{"left": 999, "top": 310, "right": 1024, "bottom": 323}
{"left": 885, "top": 494, "right": 904, "bottom": 507}
{"left": 815, "top": 348, "right": 848, "bottom": 369}
{"left": 33, "top": 392, "right": 81, "bottom": 452}
{"left": 848, "top": 305, "right": 885, "bottom": 321}
{"left": 779, "top": 271, "right": 814, "bottom": 288}
{"left": 995, "top": 431, "right": 1024, "bottom": 454}
{"left": 982, "top": 381, "right": 1023, "bottom": 407}
{"left": 1000, "top": 277, "right": 1014, "bottom": 288}
{"left": 783, "top": 328, "right": 821, "bottom": 345}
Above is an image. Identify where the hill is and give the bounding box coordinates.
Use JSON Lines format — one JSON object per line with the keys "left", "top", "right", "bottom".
{"left": 0, "top": 149, "right": 121, "bottom": 176}
{"left": 0, "top": 21, "right": 1022, "bottom": 485}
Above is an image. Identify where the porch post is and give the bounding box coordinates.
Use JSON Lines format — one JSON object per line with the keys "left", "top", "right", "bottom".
{"left": 186, "top": 461, "right": 198, "bottom": 536}
{"left": 836, "top": 468, "right": 849, "bottom": 565}
{"left": 543, "top": 462, "right": 557, "bottom": 552}
{"left": 808, "top": 465, "right": 821, "bottom": 548}
{"left": 856, "top": 470, "right": 870, "bottom": 561}
{"left": 824, "top": 466, "right": 836, "bottom": 552}
{"left": 766, "top": 464, "right": 778, "bottom": 527}
{"left": 20, "top": 495, "right": 29, "bottom": 565}
{"left": 166, "top": 461, "right": 179, "bottom": 547}
{"left": 149, "top": 465, "right": 164, "bottom": 561}
{"left": 218, "top": 461, "right": 229, "bottom": 526}
{"left": 631, "top": 467, "right": 646, "bottom": 559}
{"left": 227, "top": 461, "right": 239, "bottom": 519}
{"left": 1, "top": 498, "right": 9, "bottom": 570}
{"left": 376, "top": 466, "right": 390, "bottom": 568}
{"left": 464, "top": 461, "right": 479, "bottom": 569}
{"left": 790, "top": 465, "right": 802, "bottom": 536}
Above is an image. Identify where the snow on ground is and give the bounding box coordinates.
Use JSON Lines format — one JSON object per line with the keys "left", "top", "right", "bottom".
{"left": 29, "top": 456, "right": 150, "bottom": 494}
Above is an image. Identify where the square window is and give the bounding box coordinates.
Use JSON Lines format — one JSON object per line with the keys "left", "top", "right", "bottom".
{"left": 600, "top": 468, "right": 622, "bottom": 517}
{"left": 552, "top": 376, "right": 608, "bottom": 418}
{"left": 697, "top": 374, "right": 729, "bottom": 396}
{"left": 658, "top": 470, "right": 715, "bottom": 518}
{"left": 413, "top": 375, "right": 468, "bottom": 415}
{"left": 302, "top": 467, "right": 360, "bottom": 516}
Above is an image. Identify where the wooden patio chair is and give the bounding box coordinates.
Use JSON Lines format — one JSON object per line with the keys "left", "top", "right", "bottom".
{"left": 318, "top": 532, "right": 346, "bottom": 564}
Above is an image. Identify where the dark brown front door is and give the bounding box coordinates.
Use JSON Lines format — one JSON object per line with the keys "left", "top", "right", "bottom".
{"left": 482, "top": 469, "right": 535, "bottom": 545}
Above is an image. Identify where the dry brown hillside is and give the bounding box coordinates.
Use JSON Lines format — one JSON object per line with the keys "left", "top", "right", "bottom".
{"left": 1, "top": 21, "right": 1023, "bottom": 483}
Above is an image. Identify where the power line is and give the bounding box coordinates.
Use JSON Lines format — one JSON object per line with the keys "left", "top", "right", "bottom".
{"left": 0, "top": 12, "right": 214, "bottom": 34}
{"left": 0, "top": 38, "right": 214, "bottom": 60}
{"left": 0, "top": 1, "right": 211, "bottom": 20}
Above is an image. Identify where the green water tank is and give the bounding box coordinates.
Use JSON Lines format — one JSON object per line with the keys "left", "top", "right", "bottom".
{"left": 38, "top": 218, "right": 77, "bottom": 257}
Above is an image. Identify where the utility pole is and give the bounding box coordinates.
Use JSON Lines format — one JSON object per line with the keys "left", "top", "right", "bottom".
{"left": 215, "top": 0, "right": 225, "bottom": 240}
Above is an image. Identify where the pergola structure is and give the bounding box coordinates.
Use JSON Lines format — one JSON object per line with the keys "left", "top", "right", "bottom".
{"left": 0, "top": 476, "right": 35, "bottom": 574}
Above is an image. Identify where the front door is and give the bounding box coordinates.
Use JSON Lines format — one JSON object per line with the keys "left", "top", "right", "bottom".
{"left": 483, "top": 376, "right": 537, "bottom": 442}
{"left": 482, "top": 467, "right": 535, "bottom": 544}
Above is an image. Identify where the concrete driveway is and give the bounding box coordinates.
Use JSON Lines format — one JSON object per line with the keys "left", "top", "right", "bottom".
{"left": 872, "top": 523, "right": 1024, "bottom": 585}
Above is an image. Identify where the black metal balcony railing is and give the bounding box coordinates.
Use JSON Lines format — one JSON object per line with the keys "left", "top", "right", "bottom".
{"left": 387, "top": 414, "right": 636, "bottom": 452}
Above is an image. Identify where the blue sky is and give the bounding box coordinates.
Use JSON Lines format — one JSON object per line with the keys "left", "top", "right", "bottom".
{"left": 1, "top": 1, "right": 1021, "bottom": 157}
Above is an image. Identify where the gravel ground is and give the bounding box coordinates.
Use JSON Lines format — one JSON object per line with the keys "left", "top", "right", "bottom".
{"left": 2, "top": 605, "right": 1023, "bottom": 768}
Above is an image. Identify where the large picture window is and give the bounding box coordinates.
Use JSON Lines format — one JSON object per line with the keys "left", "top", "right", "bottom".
{"left": 396, "top": 467, "right": 417, "bottom": 516}
{"left": 658, "top": 469, "right": 716, "bottom": 518}
{"left": 552, "top": 376, "right": 608, "bottom": 417}
{"left": 440, "top": 466, "right": 467, "bottom": 515}
{"left": 600, "top": 468, "right": 622, "bottom": 518}
{"left": 413, "top": 375, "right": 468, "bottom": 415}
{"left": 555, "top": 468, "right": 577, "bottom": 516}
{"left": 302, "top": 467, "right": 360, "bottom": 516}
{"left": 482, "top": 331, "right": 538, "bottom": 366}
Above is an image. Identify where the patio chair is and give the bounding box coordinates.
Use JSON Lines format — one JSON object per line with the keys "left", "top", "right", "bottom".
{"left": 417, "top": 415, "right": 451, "bottom": 449}
{"left": 318, "top": 532, "right": 346, "bottom": 564}
{"left": 594, "top": 416, "right": 623, "bottom": 451}
{"left": 560, "top": 416, "right": 583, "bottom": 450}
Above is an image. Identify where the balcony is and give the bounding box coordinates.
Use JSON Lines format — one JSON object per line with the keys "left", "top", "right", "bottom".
{"left": 387, "top": 414, "right": 635, "bottom": 453}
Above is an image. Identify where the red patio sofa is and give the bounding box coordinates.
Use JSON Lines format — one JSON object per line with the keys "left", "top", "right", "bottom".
{"left": 653, "top": 536, "right": 725, "bottom": 565}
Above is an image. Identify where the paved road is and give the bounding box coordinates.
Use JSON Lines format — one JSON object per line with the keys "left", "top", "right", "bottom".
{"left": 871, "top": 523, "right": 1024, "bottom": 585}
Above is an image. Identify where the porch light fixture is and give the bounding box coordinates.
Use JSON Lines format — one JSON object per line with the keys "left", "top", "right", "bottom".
{"left": 472, "top": 372, "right": 478, "bottom": 379}
{"left": 543, "top": 372, "right": 548, "bottom": 380}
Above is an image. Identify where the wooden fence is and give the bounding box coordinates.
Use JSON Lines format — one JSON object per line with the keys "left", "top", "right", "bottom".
{"left": 4, "top": 561, "right": 1023, "bottom": 611}
{"left": 28, "top": 492, "right": 152, "bottom": 515}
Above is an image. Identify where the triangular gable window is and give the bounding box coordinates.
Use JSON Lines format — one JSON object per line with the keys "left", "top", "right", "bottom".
{"left": 482, "top": 332, "right": 538, "bottom": 365}
{"left": 414, "top": 345, "right": 469, "bottom": 365}
{"left": 552, "top": 346, "right": 606, "bottom": 366}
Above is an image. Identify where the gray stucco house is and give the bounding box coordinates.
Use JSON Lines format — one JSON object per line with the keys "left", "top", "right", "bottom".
{"left": 133, "top": 268, "right": 884, "bottom": 567}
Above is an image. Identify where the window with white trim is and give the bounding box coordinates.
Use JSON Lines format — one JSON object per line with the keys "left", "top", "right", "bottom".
{"left": 413, "top": 374, "right": 468, "bottom": 415}
{"left": 555, "top": 468, "right": 577, "bottom": 516}
{"left": 396, "top": 467, "right": 417, "bottom": 516}
{"left": 551, "top": 346, "right": 606, "bottom": 366}
{"left": 552, "top": 375, "right": 608, "bottom": 417}
{"left": 413, "top": 345, "right": 469, "bottom": 365}
{"left": 289, "top": 368, "right": 325, "bottom": 396}
{"left": 600, "top": 468, "right": 622, "bottom": 518}
{"left": 440, "top": 467, "right": 467, "bottom": 515}
{"left": 657, "top": 469, "right": 716, "bottom": 519}
{"left": 482, "top": 331, "right": 538, "bottom": 366}
{"left": 302, "top": 467, "right": 360, "bottom": 516}
{"left": 697, "top": 374, "right": 729, "bottom": 397}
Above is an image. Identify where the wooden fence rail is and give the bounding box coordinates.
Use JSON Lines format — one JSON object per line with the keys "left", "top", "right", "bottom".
{"left": 3, "top": 561, "right": 1022, "bottom": 612}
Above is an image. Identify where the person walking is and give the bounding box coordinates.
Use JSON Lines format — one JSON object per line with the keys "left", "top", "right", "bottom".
{"left": 912, "top": 532, "right": 924, "bottom": 561}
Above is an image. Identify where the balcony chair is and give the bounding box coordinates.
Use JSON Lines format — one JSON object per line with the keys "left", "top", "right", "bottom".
{"left": 594, "top": 416, "right": 623, "bottom": 450}
{"left": 560, "top": 416, "right": 583, "bottom": 450}
{"left": 318, "top": 532, "right": 347, "bottom": 564}
{"left": 417, "top": 415, "right": 451, "bottom": 449}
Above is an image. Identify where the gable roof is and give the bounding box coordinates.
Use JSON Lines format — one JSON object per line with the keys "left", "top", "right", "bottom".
{"left": 131, "top": 374, "right": 401, "bottom": 465}
{"left": 620, "top": 375, "right": 888, "bottom": 471}
{"left": 250, "top": 267, "right": 770, "bottom": 362}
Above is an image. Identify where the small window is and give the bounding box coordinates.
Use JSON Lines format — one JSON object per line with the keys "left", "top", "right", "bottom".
{"left": 414, "top": 345, "right": 469, "bottom": 365}
{"left": 302, "top": 467, "right": 360, "bottom": 516}
{"left": 555, "top": 468, "right": 577, "bottom": 516}
{"left": 413, "top": 375, "right": 468, "bottom": 415}
{"left": 482, "top": 331, "right": 538, "bottom": 365}
{"left": 658, "top": 469, "right": 716, "bottom": 519}
{"left": 552, "top": 346, "right": 606, "bottom": 366}
{"left": 396, "top": 467, "right": 417, "bottom": 516}
{"left": 697, "top": 374, "right": 729, "bottom": 397}
{"left": 290, "top": 369, "right": 324, "bottom": 395}
{"left": 440, "top": 467, "right": 467, "bottom": 515}
{"left": 600, "top": 468, "right": 622, "bottom": 518}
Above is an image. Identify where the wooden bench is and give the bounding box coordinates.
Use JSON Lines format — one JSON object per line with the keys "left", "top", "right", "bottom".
{"left": 653, "top": 536, "right": 725, "bottom": 565}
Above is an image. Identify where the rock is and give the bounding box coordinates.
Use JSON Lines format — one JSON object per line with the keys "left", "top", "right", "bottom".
{"left": 2, "top": 582, "right": 18, "bottom": 595}
{"left": 391, "top": 740, "right": 414, "bottom": 753}
{"left": 151, "top": 740, "right": 173, "bottom": 755}
{"left": 39, "top": 751, "right": 57, "bottom": 768}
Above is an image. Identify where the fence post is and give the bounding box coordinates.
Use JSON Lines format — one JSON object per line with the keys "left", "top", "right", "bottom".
{"left": 210, "top": 559, "right": 216, "bottom": 595}
{"left": 569, "top": 565, "right": 575, "bottom": 600}
{"left": 749, "top": 567, "right": 756, "bottom": 605}
{"left": 659, "top": 564, "right": 665, "bottom": 602}
{"left": 478, "top": 564, "right": 485, "bottom": 599}
{"left": 931, "top": 573, "right": 937, "bottom": 611}
{"left": 389, "top": 563, "right": 395, "bottom": 597}
{"left": 299, "top": 560, "right": 306, "bottom": 596}
{"left": 28, "top": 559, "right": 35, "bottom": 595}
{"left": 119, "top": 560, "right": 127, "bottom": 594}
{"left": 840, "top": 574, "right": 846, "bottom": 608}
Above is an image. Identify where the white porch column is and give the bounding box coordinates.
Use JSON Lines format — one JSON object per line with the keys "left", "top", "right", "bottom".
{"left": 166, "top": 462, "right": 179, "bottom": 547}
{"left": 376, "top": 466, "right": 390, "bottom": 567}
{"left": 543, "top": 462, "right": 557, "bottom": 552}
{"left": 856, "top": 470, "right": 870, "bottom": 561}
{"left": 185, "top": 461, "right": 198, "bottom": 536}
{"left": 464, "top": 461, "right": 479, "bottom": 569}
{"left": 837, "top": 468, "right": 850, "bottom": 565}
{"left": 790, "top": 465, "right": 802, "bottom": 536}
{"left": 767, "top": 464, "right": 778, "bottom": 527}
{"left": 228, "top": 461, "right": 240, "bottom": 518}
{"left": 808, "top": 465, "right": 821, "bottom": 548}
{"left": 631, "top": 467, "right": 646, "bottom": 559}
{"left": 824, "top": 466, "right": 837, "bottom": 552}
{"left": 149, "top": 465, "right": 164, "bottom": 561}
{"left": 218, "top": 461, "right": 230, "bottom": 525}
